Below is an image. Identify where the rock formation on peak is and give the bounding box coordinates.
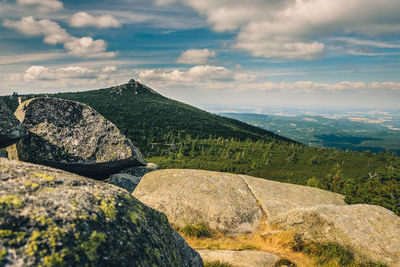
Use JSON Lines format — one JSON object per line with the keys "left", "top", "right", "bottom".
{"left": 8, "top": 97, "right": 145, "bottom": 179}
{"left": 0, "top": 158, "right": 203, "bottom": 267}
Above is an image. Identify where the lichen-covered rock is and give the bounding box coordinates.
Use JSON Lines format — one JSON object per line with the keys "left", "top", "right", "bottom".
{"left": 240, "top": 175, "right": 346, "bottom": 218}
{"left": 10, "top": 97, "right": 145, "bottom": 178}
{"left": 0, "top": 158, "right": 203, "bottom": 267}
{"left": 107, "top": 173, "right": 141, "bottom": 193}
{"left": 121, "top": 163, "right": 159, "bottom": 177}
{"left": 0, "top": 99, "right": 26, "bottom": 148}
{"left": 270, "top": 204, "right": 400, "bottom": 265}
{"left": 197, "top": 250, "right": 279, "bottom": 267}
{"left": 133, "top": 169, "right": 262, "bottom": 235}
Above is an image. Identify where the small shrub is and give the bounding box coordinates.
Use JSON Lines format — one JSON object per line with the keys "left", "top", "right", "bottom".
{"left": 204, "top": 260, "right": 233, "bottom": 267}
{"left": 181, "top": 222, "right": 212, "bottom": 238}
{"left": 302, "top": 242, "right": 355, "bottom": 266}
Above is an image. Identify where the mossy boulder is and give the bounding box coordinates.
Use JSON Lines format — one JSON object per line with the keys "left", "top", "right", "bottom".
{"left": 0, "top": 99, "right": 26, "bottom": 148}
{"left": 0, "top": 158, "right": 203, "bottom": 266}
{"left": 10, "top": 97, "right": 145, "bottom": 179}
{"left": 270, "top": 204, "right": 400, "bottom": 265}
{"left": 133, "top": 169, "right": 262, "bottom": 234}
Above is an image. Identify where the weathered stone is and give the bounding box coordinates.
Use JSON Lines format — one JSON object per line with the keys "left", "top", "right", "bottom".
{"left": 0, "top": 99, "right": 26, "bottom": 148}
{"left": 197, "top": 250, "right": 279, "bottom": 267}
{"left": 241, "top": 175, "right": 346, "bottom": 218}
{"left": 107, "top": 173, "right": 141, "bottom": 193}
{"left": 0, "top": 158, "right": 203, "bottom": 267}
{"left": 133, "top": 169, "right": 262, "bottom": 235}
{"left": 270, "top": 204, "right": 400, "bottom": 265}
{"left": 11, "top": 97, "right": 145, "bottom": 179}
{"left": 121, "top": 163, "right": 159, "bottom": 177}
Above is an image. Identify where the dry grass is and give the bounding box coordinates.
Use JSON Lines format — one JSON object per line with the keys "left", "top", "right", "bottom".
{"left": 178, "top": 212, "right": 315, "bottom": 267}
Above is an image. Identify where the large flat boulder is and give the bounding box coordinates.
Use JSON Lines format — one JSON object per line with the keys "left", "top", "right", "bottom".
{"left": 9, "top": 97, "right": 145, "bottom": 179}
{"left": 240, "top": 175, "right": 346, "bottom": 218}
{"left": 133, "top": 169, "right": 262, "bottom": 235}
{"left": 0, "top": 99, "right": 26, "bottom": 148}
{"left": 270, "top": 204, "right": 400, "bottom": 265}
{"left": 197, "top": 250, "right": 279, "bottom": 267}
{"left": 0, "top": 158, "right": 202, "bottom": 267}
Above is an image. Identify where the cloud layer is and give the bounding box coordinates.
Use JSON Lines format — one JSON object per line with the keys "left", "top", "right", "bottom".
{"left": 3, "top": 17, "right": 117, "bottom": 58}
{"left": 6, "top": 65, "right": 118, "bottom": 88}
{"left": 158, "top": 0, "right": 400, "bottom": 59}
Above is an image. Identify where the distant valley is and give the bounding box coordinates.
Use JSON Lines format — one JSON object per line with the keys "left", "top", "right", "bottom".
{"left": 221, "top": 112, "right": 400, "bottom": 155}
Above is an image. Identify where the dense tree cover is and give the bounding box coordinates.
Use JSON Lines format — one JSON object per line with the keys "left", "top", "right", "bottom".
{"left": 2, "top": 82, "right": 399, "bottom": 215}
{"left": 149, "top": 137, "right": 400, "bottom": 215}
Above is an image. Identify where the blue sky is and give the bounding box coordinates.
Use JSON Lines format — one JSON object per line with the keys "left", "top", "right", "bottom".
{"left": 1, "top": 0, "right": 400, "bottom": 109}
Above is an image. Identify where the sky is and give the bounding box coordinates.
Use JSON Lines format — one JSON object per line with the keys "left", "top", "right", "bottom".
{"left": 1, "top": 0, "right": 400, "bottom": 110}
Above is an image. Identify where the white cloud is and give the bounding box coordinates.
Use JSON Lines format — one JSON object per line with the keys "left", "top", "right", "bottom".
{"left": 177, "top": 48, "right": 216, "bottom": 64}
{"left": 139, "top": 65, "right": 253, "bottom": 84}
{"left": 70, "top": 12, "right": 121, "bottom": 28}
{"left": 64, "top": 37, "right": 117, "bottom": 58}
{"left": 3, "top": 65, "right": 117, "bottom": 89}
{"left": 3, "top": 16, "right": 69, "bottom": 44}
{"left": 3, "top": 17, "right": 117, "bottom": 59}
{"left": 102, "top": 65, "right": 117, "bottom": 73}
{"left": 17, "top": 0, "right": 63, "bottom": 12}
{"left": 158, "top": 0, "right": 400, "bottom": 60}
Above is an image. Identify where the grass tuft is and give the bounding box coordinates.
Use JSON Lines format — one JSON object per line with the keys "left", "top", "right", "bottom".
{"left": 204, "top": 260, "right": 234, "bottom": 267}
{"left": 180, "top": 222, "right": 213, "bottom": 239}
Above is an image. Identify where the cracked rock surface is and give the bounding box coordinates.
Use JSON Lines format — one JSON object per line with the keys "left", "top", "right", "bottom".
{"left": 9, "top": 97, "right": 145, "bottom": 179}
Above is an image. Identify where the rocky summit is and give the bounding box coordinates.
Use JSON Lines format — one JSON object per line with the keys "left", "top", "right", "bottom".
{"left": 0, "top": 99, "right": 26, "bottom": 148}
{"left": 8, "top": 97, "right": 146, "bottom": 179}
{"left": 0, "top": 158, "right": 203, "bottom": 267}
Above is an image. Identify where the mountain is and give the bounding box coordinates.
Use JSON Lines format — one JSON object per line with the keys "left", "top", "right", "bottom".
{"left": 222, "top": 113, "right": 400, "bottom": 155}
{"left": 2, "top": 80, "right": 400, "bottom": 216}
{"left": 2, "top": 80, "right": 293, "bottom": 156}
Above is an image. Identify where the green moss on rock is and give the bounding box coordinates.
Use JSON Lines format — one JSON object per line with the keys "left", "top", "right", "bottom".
{"left": 0, "top": 158, "right": 203, "bottom": 266}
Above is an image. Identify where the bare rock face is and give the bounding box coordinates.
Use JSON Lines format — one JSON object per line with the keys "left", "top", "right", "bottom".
{"left": 121, "top": 162, "right": 159, "bottom": 177}
{"left": 0, "top": 99, "right": 27, "bottom": 148}
{"left": 197, "top": 250, "right": 279, "bottom": 267}
{"left": 9, "top": 97, "right": 146, "bottom": 179}
{"left": 270, "top": 204, "right": 400, "bottom": 265}
{"left": 107, "top": 173, "right": 141, "bottom": 193}
{"left": 240, "top": 175, "right": 346, "bottom": 218}
{"left": 133, "top": 169, "right": 262, "bottom": 235}
{"left": 0, "top": 158, "right": 203, "bottom": 267}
